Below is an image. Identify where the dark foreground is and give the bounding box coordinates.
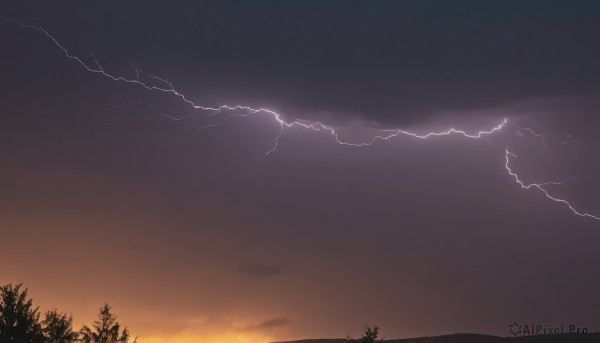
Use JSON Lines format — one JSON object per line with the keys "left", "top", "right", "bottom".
{"left": 276, "top": 333, "right": 600, "bottom": 343}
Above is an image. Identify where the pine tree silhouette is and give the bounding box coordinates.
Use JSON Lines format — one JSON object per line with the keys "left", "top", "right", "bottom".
{"left": 0, "top": 283, "right": 44, "bottom": 343}
{"left": 80, "top": 304, "right": 135, "bottom": 343}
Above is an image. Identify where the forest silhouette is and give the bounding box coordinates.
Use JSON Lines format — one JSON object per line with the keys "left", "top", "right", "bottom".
{"left": 0, "top": 283, "right": 135, "bottom": 343}
{"left": 3, "top": 283, "right": 599, "bottom": 343}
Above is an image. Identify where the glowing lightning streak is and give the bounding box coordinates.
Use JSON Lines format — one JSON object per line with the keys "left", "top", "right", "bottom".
{"left": 0, "top": 16, "right": 506, "bottom": 144}
{"left": 2, "top": 16, "right": 599, "bottom": 221}
{"left": 505, "top": 150, "right": 600, "bottom": 220}
{"left": 510, "top": 122, "right": 552, "bottom": 148}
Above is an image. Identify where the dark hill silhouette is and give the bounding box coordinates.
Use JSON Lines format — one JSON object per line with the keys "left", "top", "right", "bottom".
{"left": 275, "top": 333, "right": 600, "bottom": 343}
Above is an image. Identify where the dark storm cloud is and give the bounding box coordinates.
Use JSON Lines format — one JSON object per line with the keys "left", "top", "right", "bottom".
{"left": 2, "top": 2, "right": 600, "bottom": 342}
{"left": 2, "top": 1, "right": 600, "bottom": 125}
{"left": 239, "top": 318, "right": 289, "bottom": 332}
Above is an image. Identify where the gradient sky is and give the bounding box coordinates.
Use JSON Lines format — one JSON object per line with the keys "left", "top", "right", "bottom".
{"left": 1, "top": 2, "right": 600, "bottom": 342}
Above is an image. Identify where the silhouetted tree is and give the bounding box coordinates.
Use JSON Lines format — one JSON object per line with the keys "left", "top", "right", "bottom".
{"left": 0, "top": 283, "right": 44, "bottom": 343}
{"left": 80, "top": 304, "right": 135, "bottom": 343}
{"left": 42, "top": 310, "right": 79, "bottom": 343}
{"left": 346, "top": 325, "right": 383, "bottom": 343}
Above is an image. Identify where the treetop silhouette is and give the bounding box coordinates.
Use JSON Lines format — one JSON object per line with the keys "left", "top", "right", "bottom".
{"left": 0, "top": 283, "right": 136, "bottom": 343}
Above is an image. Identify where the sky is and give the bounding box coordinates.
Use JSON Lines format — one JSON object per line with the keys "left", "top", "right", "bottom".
{"left": 1, "top": 1, "right": 600, "bottom": 342}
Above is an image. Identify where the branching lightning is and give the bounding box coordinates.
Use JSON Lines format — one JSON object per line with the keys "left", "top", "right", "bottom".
{"left": 2, "top": 16, "right": 599, "bottom": 222}
{"left": 505, "top": 150, "right": 600, "bottom": 220}
{"left": 510, "top": 122, "right": 553, "bottom": 148}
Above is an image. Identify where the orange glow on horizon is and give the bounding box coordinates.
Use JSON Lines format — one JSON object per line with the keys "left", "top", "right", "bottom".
{"left": 141, "top": 332, "right": 271, "bottom": 343}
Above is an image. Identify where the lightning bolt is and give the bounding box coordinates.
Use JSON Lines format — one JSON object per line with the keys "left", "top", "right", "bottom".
{"left": 509, "top": 122, "right": 553, "bottom": 148}
{"left": 504, "top": 150, "right": 600, "bottom": 220}
{"left": 2, "top": 16, "right": 599, "bottom": 222}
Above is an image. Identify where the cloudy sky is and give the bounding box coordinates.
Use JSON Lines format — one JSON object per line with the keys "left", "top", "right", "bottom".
{"left": 1, "top": 2, "right": 600, "bottom": 342}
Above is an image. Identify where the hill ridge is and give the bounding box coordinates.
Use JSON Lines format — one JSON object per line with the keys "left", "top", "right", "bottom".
{"left": 274, "top": 332, "right": 600, "bottom": 343}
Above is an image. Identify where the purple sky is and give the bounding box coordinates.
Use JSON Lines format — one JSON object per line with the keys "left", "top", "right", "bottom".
{"left": 1, "top": 2, "right": 599, "bottom": 342}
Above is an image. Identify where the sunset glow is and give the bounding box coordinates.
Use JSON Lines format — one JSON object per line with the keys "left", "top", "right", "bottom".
{"left": 2, "top": 2, "right": 600, "bottom": 342}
